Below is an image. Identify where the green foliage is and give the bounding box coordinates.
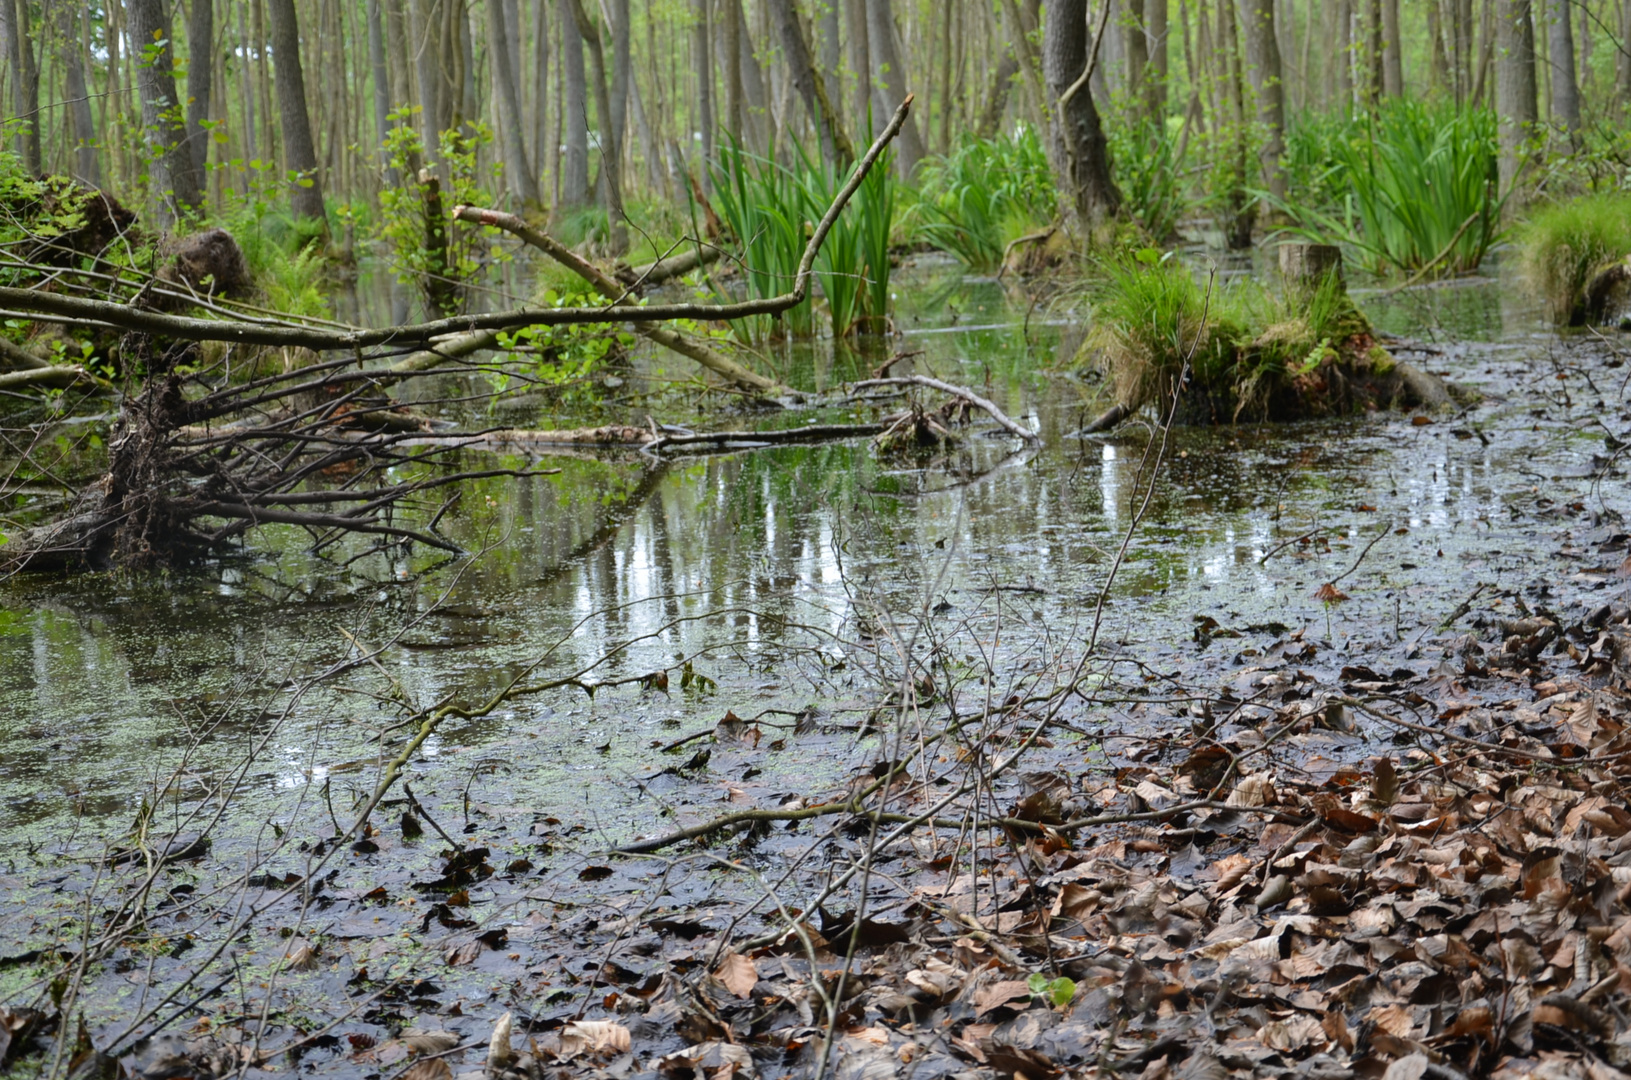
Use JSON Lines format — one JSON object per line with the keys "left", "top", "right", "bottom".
{"left": 1107, "top": 117, "right": 1187, "bottom": 243}
{"left": 1519, "top": 192, "right": 1631, "bottom": 324}
{"left": 909, "top": 127, "right": 1054, "bottom": 271}
{"left": 1084, "top": 248, "right": 1242, "bottom": 411}
{"left": 378, "top": 107, "right": 505, "bottom": 315}
{"left": 1274, "top": 102, "right": 1502, "bottom": 276}
{"left": 1082, "top": 250, "right": 1374, "bottom": 421}
{"left": 710, "top": 137, "right": 895, "bottom": 340}
{"left": 1027, "top": 973, "right": 1077, "bottom": 1008}
{"left": 216, "top": 199, "right": 328, "bottom": 318}
{"left": 491, "top": 285, "right": 633, "bottom": 407}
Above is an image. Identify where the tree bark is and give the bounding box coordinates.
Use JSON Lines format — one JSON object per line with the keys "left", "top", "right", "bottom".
{"left": 46, "top": 0, "right": 100, "bottom": 185}
{"left": 722, "top": 0, "right": 743, "bottom": 137}
{"left": 819, "top": 0, "right": 842, "bottom": 119}
{"left": 735, "top": 0, "right": 773, "bottom": 153}
{"left": 1381, "top": 0, "right": 1402, "bottom": 95}
{"left": 864, "top": 0, "right": 924, "bottom": 176}
{"left": 1495, "top": 0, "right": 1537, "bottom": 198}
{"left": 845, "top": 0, "right": 869, "bottom": 130}
{"left": 183, "top": 0, "right": 214, "bottom": 188}
{"left": 1335, "top": 0, "right": 1354, "bottom": 109}
{"left": 1146, "top": 0, "right": 1168, "bottom": 117}
{"left": 565, "top": 0, "right": 627, "bottom": 251}
{"left": 977, "top": 53, "right": 1020, "bottom": 137}
{"left": 1238, "top": 0, "right": 1285, "bottom": 201}
{"left": 406, "top": 0, "right": 441, "bottom": 168}
{"left": 1123, "top": 1, "right": 1150, "bottom": 124}
{"left": 558, "top": 0, "right": 590, "bottom": 206}
{"left": 1365, "top": 0, "right": 1383, "bottom": 105}
{"left": 487, "top": 0, "right": 540, "bottom": 205}
{"left": 1544, "top": 0, "right": 1579, "bottom": 131}
{"left": 10, "top": 0, "right": 41, "bottom": 173}
{"left": 128, "top": 0, "right": 204, "bottom": 224}
{"left": 1220, "top": 0, "right": 1255, "bottom": 248}
{"left": 265, "top": 0, "right": 327, "bottom": 225}
{"left": 1620, "top": 0, "right": 1631, "bottom": 105}
{"left": 1043, "top": 0, "right": 1120, "bottom": 232}
{"left": 610, "top": 0, "right": 630, "bottom": 171}
{"left": 692, "top": 0, "right": 713, "bottom": 187}
{"left": 769, "top": 0, "right": 855, "bottom": 166}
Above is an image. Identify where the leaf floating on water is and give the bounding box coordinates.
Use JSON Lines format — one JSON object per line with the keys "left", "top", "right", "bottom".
{"left": 578, "top": 865, "right": 613, "bottom": 882}
{"left": 558, "top": 1020, "right": 630, "bottom": 1058}
{"left": 402, "top": 1060, "right": 453, "bottom": 1080}
{"left": 1314, "top": 582, "right": 1350, "bottom": 603}
{"left": 402, "top": 1031, "right": 460, "bottom": 1055}
{"left": 713, "top": 951, "right": 757, "bottom": 998}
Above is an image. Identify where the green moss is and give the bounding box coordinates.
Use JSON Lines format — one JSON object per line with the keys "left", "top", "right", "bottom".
{"left": 1519, "top": 192, "right": 1631, "bottom": 325}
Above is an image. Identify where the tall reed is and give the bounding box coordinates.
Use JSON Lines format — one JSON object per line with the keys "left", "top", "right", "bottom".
{"left": 910, "top": 128, "right": 1054, "bottom": 272}
{"left": 1276, "top": 102, "right": 1502, "bottom": 276}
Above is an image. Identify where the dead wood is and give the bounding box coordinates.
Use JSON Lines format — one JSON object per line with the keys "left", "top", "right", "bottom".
{"left": 451, "top": 204, "right": 789, "bottom": 396}
{"left": 1077, "top": 401, "right": 1133, "bottom": 434}
{"left": 614, "top": 243, "right": 724, "bottom": 288}
{"left": 851, "top": 374, "right": 1041, "bottom": 444}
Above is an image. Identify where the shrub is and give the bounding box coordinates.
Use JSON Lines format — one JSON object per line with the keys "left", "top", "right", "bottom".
{"left": 1108, "top": 117, "right": 1187, "bottom": 244}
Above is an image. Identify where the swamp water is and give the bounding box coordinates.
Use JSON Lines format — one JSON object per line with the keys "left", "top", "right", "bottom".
{"left": 0, "top": 254, "right": 1620, "bottom": 1045}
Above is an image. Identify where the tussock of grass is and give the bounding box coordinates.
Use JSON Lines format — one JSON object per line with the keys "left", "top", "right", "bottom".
{"left": 1519, "top": 193, "right": 1631, "bottom": 325}
{"left": 1081, "top": 252, "right": 1400, "bottom": 423}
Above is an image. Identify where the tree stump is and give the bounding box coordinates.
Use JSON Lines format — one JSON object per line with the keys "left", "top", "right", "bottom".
{"left": 1279, "top": 243, "right": 1345, "bottom": 294}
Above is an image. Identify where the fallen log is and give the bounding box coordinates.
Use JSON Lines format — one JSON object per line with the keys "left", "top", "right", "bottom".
{"left": 614, "top": 243, "right": 724, "bottom": 288}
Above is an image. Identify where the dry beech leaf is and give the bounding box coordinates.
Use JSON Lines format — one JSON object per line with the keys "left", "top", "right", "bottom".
{"left": 843, "top": 1025, "right": 890, "bottom": 1046}
{"left": 1211, "top": 853, "right": 1255, "bottom": 893}
{"left": 487, "top": 1011, "right": 515, "bottom": 1068}
{"left": 1381, "top": 1054, "right": 1428, "bottom": 1080}
{"left": 402, "top": 1059, "right": 452, "bottom": 1080}
{"left": 402, "top": 1031, "right": 460, "bottom": 1055}
{"left": 971, "top": 980, "right": 1032, "bottom": 1016}
{"left": 282, "top": 941, "right": 318, "bottom": 971}
{"left": 558, "top": 1019, "right": 631, "bottom": 1058}
{"left": 1227, "top": 775, "right": 1274, "bottom": 808}
{"left": 714, "top": 952, "right": 758, "bottom": 998}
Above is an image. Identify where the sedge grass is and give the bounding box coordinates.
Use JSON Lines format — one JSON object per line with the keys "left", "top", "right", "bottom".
{"left": 1519, "top": 193, "right": 1631, "bottom": 324}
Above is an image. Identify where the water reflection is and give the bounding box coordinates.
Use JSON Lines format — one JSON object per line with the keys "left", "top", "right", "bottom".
{"left": 0, "top": 256, "right": 1589, "bottom": 837}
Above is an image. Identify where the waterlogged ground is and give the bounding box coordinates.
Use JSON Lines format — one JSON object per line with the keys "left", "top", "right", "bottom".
{"left": 2, "top": 252, "right": 1629, "bottom": 1072}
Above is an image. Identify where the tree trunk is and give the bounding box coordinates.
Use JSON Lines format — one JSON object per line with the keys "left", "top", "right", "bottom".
{"left": 611, "top": 0, "right": 630, "bottom": 173}
{"left": 558, "top": 0, "right": 590, "bottom": 206}
{"left": 977, "top": 53, "right": 1020, "bottom": 137}
{"left": 265, "top": 0, "right": 327, "bottom": 225}
{"left": 819, "top": 0, "right": 842, "bottom": 119}
{"left": 1365, "top": 0, "right": 1383, "bottom": 105}
{"left": 1123, "top": 1, "right": 1149, "bottom": 123}
{"left": 565, "top": 0, "right": 627, "bottom": 252}
{"left": 864, "top": 0, "right": 924, "bottom": 176}
{"left": 1221, "top": 0, "right": 1255, "bottom": 248}
{"left": 1544, "top": 0, "right": 1579, "bottom": 131}
{"left": 690, "top": 0, "right": 713, "bottom": 188}
{"left": 1042, "top": 0, "right": 1120, "bottom": 232}
{"left": 769, "top": 0, "right": 854, "bottom": 166}
{"left": 531, "top": 0, "right": 548, "bottom": 183}
{"left": 10, "top": 0, "right": 41, "bottom": 173}
{"left": 722, "top": 0, "right": 743, "bottom": 137}
{"left": 486, "top": 0, "right": 540, "bottom": 205}
{"left": 1337, "top": 0, "right": 1354, "bottom": 109}
{"left": 1381, "top": 0, "right": 1402, "bottom": 95}
{"left": 128, "top": 0, "right": 203, "bottom": 224}
{"left": 182, "top": 0, "right": 214, "bottom": 188}
{"left": 1238, "top": 0, "right": 1285, "bottom": 201}
{"left": 1620, "top": 0, "right": 1631, "bottom": 106}
{"left": 407, "top": 0, "right": 441, "bottom": 167}
{"left": 735, "top": 0, "right": 773, "bottom": 153}
{"left": 46, "top": 0, "right": 100, "bottom": 185}
{"left": 368, "top": 0, "right": 392, "bottom": 166}
{"left": 1146, "top": 0, "right": 1168, "bottom": 117}
{"left": 1495, "top": 0, "right": 1537, "bottom": 198}
{"left": 846, "top": 0, "right": 869, "bottom": 131}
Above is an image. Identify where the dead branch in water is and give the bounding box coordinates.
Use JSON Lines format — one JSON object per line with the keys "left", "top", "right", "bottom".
{"left": 851, "top": 374, "right": 1041, "bottom": 444}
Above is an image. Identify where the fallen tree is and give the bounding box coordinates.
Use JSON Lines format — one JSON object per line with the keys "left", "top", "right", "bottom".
{"left": 0, "top": 101, "right": 914, "bottom": 573}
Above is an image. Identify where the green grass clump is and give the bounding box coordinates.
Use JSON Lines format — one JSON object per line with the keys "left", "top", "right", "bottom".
{"left": 1084, "top": 251, "right": 1245, "bottom": 413}
{"left": 218, "top": 201, "right": 330, "bottom": 318}
{"left": 1519, "top": 192, "right": 1631, "bottom": 325}
{"left": 1276, "top": 101, "right": 1502, "bottom": 276}
{"left": 1083, "top": 252, "right": 1380, "bottom": 422}
{"left": 909, "top": 127, "right": 1055, "bottom": 272}
{"left": 710, "top": 137, "right": 894, "bottom": 340}
{"left": 1108, "top": 117, "right": 1187, "bottom": 243}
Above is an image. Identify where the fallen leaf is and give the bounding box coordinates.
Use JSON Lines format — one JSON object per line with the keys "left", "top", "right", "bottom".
{"left": 714, "top": 952, "right": 758, "bottom": 998}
